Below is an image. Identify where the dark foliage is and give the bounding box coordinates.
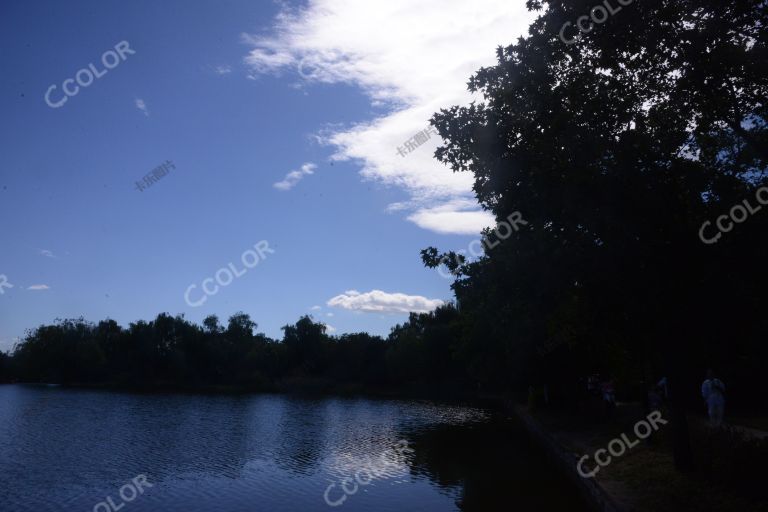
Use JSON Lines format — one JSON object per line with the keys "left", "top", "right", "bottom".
{"left": 420, "top": 0, "right": 767, "bottom": 468}
{"left": 2, "top": 308, "right": 468, "bottom": 394}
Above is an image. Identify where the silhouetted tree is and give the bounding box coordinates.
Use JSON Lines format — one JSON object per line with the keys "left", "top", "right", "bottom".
{"left": 424, "top": 0, "right": 767, "bottom": 470}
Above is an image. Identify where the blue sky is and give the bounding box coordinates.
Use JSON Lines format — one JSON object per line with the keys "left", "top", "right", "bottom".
{"left": 0, "top": 0, "right": 534, "bottom": 350}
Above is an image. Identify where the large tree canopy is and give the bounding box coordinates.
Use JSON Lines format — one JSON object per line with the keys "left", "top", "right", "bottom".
{"left": 422, "top": 0, "right": 767, "bottom": 468}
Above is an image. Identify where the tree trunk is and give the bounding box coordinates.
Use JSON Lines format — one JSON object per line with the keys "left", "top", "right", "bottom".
{"left": 666, "top": 328, "right": 695, "bottom": 472}
{"left": 668, "top": 369, "right": 695, "bottom": 472}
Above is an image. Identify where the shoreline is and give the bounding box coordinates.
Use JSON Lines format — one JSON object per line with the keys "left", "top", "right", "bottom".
{"left": 509, "top": 404, "right": 768, "bottom": 512}
{"left": 0, "top": 381, "right": 520, "bottom": 410}
{"left": 510, "top": 404, "right": 628, "bottom": 512}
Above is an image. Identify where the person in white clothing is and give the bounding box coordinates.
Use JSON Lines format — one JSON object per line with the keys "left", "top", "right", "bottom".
{"left": 701, "top": 369, "right": 726, "bottom": 426}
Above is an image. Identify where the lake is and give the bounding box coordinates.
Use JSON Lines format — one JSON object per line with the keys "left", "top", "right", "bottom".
{"left": 0, "top": 385, "right": 588, "bottom": 512}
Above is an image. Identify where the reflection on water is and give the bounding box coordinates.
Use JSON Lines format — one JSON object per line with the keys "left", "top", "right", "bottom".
{"left": 0, "top": 385, "right": 588, "bottom": 512}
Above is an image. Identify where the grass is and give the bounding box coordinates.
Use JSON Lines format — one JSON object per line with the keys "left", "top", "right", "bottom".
{"left": 728, "top": 415, "right": 768, "bottom": 434}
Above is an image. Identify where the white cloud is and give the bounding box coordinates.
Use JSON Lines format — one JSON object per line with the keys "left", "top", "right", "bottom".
{"left": 327, "top": 289, "right": 444, "bottom": 314}
{"left": 407, "top": 199, "right": 495, "bottom": 235}
{"left": 310, "top": 305, "right": 322, "bottom": 311}
{"left": 27, "top": 284, "right": 50, "bottom": 291}
{"left": 214, "top": 64, "right": 232, "bottom": 75}
{"left": 324, "top": 323, "right": 337, "bottom": 334}
{"left": 274, "top": 162, "right": 317, "bottom": 191}
{"left": 135, "top": 98, "right": 149, "bottom": 116}
{"left": 39, "top": 249, "right": 56, "bottom": 258}
{"left": 244, "top": 0, "right": 534, "bottom": 235}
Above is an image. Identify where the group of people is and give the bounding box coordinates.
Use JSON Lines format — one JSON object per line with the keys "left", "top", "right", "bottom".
{"left": 583, "top": 370, "right": 727, "bottom": 427}
{"left": 648, "top": 371, "right": 726, "bottom": 427}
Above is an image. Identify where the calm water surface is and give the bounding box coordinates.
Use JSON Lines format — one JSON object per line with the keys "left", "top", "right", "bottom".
{"left": 0, "top": 385, "right": 588, "bottom": 512}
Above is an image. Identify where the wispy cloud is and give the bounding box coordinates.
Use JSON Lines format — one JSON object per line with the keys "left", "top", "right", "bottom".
{"left": 214, "top": 64, "right": 232, "bottom": 75}
{"left": 27, "top": 284, "right": 50, "bottom": 291}
{"left": 273, "top": 162, "right": 317, "bottom": 191}
{"left": 39, "top": 249, "right": 56, "bottom": 259}
{"left": 406, "top": 199, "right": 495, "bottom": 235}
{"left": 244, "top": 0, "right": 533, "bottom": 234}
{"left": 328, "top": 289, "right": 444, "bottom": 314}
{"left": 310, "top": 305, "right": 322, "bottom": 311}
{"left": 135, "top": 98, "right": 150, "bottom": 116}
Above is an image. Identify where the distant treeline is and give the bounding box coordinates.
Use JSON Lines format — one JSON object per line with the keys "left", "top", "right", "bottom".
{"left": 0, "top": 309, "right": 474, "bottom": 395}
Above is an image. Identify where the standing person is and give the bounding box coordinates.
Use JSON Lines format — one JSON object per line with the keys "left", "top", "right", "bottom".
{"left": 657, "top": 376, "right": 669, "bottom": 402}
{"left": 648, "top": 384, "right": 664, "bottom": 413}
{"left": 701, "top": 370, "right": 726, "bottom": 427}
{"left": 601, "top": 377, "right": 616, "bottom": 417}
